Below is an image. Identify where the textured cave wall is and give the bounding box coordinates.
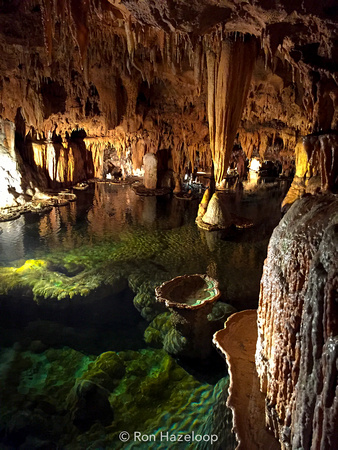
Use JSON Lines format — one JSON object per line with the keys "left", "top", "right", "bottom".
{"left": 256, "top": 194, "right": 338, "bottom": 449}
{"left": 0, "top": 0, "right": 337, "bottom": 190}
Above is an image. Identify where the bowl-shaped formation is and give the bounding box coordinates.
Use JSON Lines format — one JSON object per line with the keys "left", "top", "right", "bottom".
{"left": 155, "top": 274, "right": 220, "bottom": 310}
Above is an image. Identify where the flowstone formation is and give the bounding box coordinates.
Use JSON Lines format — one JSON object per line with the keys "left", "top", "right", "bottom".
{"left": 256, "top": 194, "right": 338, "bottom": 449}
{"left": 282, "top": 133, "right": 338, "bottom": 210}
{"left": 213, "top": 310, "right": 279, "bottom": 449}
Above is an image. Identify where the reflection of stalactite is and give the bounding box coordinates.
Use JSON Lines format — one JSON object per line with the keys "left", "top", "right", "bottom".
{"left": 206, "top": 35, "right": 257, "bottom": 186}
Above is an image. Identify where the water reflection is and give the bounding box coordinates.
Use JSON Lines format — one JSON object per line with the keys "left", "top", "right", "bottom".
{"left": 0, "top": 215, "right": 25, "bottom": 262}
{"left": 0, "top": 182, "right": 287, "bottom": 311}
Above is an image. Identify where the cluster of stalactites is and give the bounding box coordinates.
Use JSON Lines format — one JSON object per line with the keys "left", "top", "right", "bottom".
{"left": 114, "top": 18, "right": 206, "bottom": 94}
{"left": 32, "top": 140, "right": 76, "bottom": 183}
{"left": 40, "top": 0, "right": 91, "bottom": 71}
{"left": 237, "top": 127, "right": 297, "bottom": 160}
{"left": 281, "top": 133, "right": 338, "bottom": 209}
{"left": 303, "top": 134, "right": 338, "bottom": 191}
{"left": 260, "top": 28, "right": 338, "bottom": 133}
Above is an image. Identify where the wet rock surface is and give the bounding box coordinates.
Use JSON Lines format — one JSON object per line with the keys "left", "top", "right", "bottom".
{"left": 256, "top": 194, "right": 338, "bottom": 449}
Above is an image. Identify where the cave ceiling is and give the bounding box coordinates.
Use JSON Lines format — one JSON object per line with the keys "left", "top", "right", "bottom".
{"left": 0, "top": 0, "right": 337, "bottom": 166}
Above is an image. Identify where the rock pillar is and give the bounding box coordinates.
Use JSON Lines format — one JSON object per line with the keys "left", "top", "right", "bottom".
{"left": 143, "top": 152, "right": 158, "bottom": 189}
{"left": 256, "top": 194, "right": 338, "bottom": 449}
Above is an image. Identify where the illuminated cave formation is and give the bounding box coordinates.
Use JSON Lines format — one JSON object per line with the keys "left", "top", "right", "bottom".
{"left": 0, "top": 0, "right": 337, "bottom": 448}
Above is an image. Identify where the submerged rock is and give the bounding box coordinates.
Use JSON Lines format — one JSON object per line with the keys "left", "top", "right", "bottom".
{"left": 68, "top": 379, "right": 114, "bottom": 432}
{"left": 80, "top": 351, "right": 126, "bottom": 391}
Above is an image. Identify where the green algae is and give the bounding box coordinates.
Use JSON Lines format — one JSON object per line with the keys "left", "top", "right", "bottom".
{"left": 0, "top": 346, "right": 222, "bottom": 448}
{"left": 0, "top": 220, "right": 266, "bottom": 307}
{"left": 79, "top": 351, "right": 126, "bottom": 391}
{"left": 75, "top": 348, "right": 216, "bottom": 448}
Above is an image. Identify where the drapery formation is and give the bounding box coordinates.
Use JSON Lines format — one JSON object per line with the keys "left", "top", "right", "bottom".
{"left": 206, "top": 36, "right": 257, "bottom": 186}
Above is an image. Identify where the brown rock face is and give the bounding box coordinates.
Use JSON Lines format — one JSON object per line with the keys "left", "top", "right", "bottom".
{"left": 256, "top": 194, "right": 338, "bottom": 449}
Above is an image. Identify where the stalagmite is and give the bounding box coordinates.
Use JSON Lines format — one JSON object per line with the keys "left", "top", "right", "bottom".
{"left": 143, "top": 152, "right": 158, "bottom": 189}
{"left": 201, "top": 192, "right": 232, "bottom": 229}
{"left": 256, "top": 195, "right": 338, "bottom": 449}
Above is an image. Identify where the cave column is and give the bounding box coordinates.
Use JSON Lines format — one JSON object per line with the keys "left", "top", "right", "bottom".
{"left": 206, "top": 36, "right": 257, "bottom": 188}
{"left": 198, "top": 35, "right": 257, "bottom": 228}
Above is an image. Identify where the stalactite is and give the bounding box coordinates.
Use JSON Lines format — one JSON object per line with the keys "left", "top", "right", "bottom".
{"left": 125, "top": 15, "right": 135, "bottom": 58}
{"left": 32, "top": 142, "right": 45, "bottom": 168}
{"left": 305, "top": 134, "right": 338, "bottom": 191}
{"left": 46, "top": 142, "right": 57, "bottom": 180}
{"left": 70, "top": 0, "right": 90, "bottom": 81}
{"left": 206, "top": 35, "right": 258, "bottom": 186}
{"left": 40, "top": 0, "right": 54, "bottom": 64}
{"left": 56, "top": 147, "right": 67, "bottom": 182}
{"left": 67, "top": 146, "right": 75, "bottom": 182}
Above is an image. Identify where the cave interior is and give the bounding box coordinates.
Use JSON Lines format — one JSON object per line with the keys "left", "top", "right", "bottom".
{"left": 0, "top": 0, "right": 337, "bottom": 449}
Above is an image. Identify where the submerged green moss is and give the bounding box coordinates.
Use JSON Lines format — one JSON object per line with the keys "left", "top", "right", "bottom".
{"left": 0, "top": 221, "right": 266, "bottom": 308}
{"left": 0, "top": 346, "right": 220, "bottom": 448}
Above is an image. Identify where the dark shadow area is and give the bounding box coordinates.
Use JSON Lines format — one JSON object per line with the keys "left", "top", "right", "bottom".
{"left": 0, "top": 287, "right": 147, "bottom": 355}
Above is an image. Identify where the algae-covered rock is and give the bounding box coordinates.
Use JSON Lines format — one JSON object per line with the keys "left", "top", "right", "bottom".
{"left": 144, "top": 312, "right": 172, "bottom": 348}
{"left": 109, "top": 348, "right": 202, "bottom": 435}
{"left": 0, "top": 345, "right": 223, "bottom": 448}
{"left": 80, "top": 351, "right": 125, "bottom": 391}
{"left": 163, "top": 328, "right": 188, "bottom": 356}
{"left": 133, "top": 281, "right": 166, "bottom": 320}
{"left": 93, "top": 352, "right": 125, "bottom": 379}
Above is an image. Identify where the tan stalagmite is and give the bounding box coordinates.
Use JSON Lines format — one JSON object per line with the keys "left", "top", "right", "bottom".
{"left": 201, "top": 192, "right": 232, "bottom": 228}
{"left": 206, "top": 36, "right": 257, "bottom": 187}
{"left": 197, "top": 188, "right": 210, "bottom": 218}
